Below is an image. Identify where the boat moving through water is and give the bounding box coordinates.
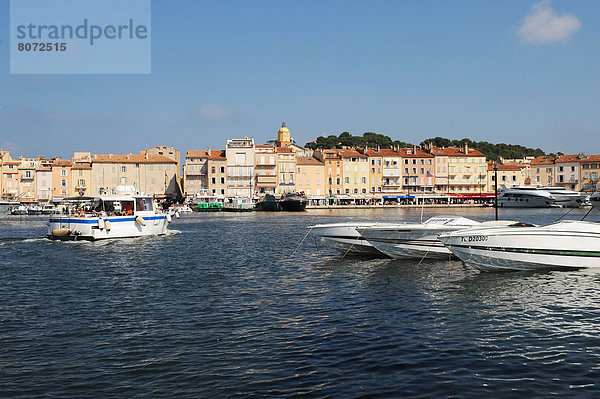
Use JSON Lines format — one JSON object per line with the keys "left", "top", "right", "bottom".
{"left": 48, "top": 188, "right": 171, "bottom": 241}
{"left": 439, "top": 221, "right": 600, "bottom": 271}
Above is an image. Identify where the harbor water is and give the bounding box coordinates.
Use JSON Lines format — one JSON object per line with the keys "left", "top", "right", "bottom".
{"left": 2, "top": 207, "right": 600, "bottom": 397}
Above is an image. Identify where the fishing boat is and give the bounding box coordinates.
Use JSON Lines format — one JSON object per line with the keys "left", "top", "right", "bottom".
{"left": 359, "top": 216, "right": 484, "bottom": 259}
{"left": 309, "top": 222, "right": 396, "bottom": 255}
{"left": 193, "top": 189, "right": 224, "bottom": 212}
{"left": 48, "top": 187, "right": 171, "bottom": 241}
{"left": 438, "top": 221, "right": 600, "bottom": 271}
{"left": 497, "top": 186, "right": 556, "bottom": 208}
{"left": 223, "top": 197, "right": 254, "bottom": 212}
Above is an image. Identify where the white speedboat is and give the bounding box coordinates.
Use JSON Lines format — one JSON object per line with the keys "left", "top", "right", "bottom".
{"left": 541, "top": 186, "right": 586, "bottom": 208}
{"left": 223, "top": 197, "right": 255, "bottom": 212}
{"left": 0, "top": 201, "right": 19, "bottom": 217}
{"left": 309, "top": 222, "right": 396, "bottom": 255}
{"left": 41, "top": 204, "right": 58, "bottom": 214}
{"left": 359, "top": 216, "right": 484, "bottom": 259}
{"left": 48, "top": 190, "right": 171, "bottom": 241}
{"left": 497, "top": 186, "right": 555, "bottom": 208}
{"left": 28, "top": 204, "right": 43, "bottom": 215}
{"left": 11, "top": 205, "right": 28, "bottom": 215}
{"left": 439, "top": 220, "right": 600, "bottom": 271}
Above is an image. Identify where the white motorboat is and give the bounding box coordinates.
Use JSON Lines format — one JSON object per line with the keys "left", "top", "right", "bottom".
{"left": 28, "top": 204, "right": 43, "bottom": 215}
{"left": 11, "top": 205, "right": 28, "bottom": 215}
{"left": 497, "top": 186, "right": 555, "bottom": 208}
{"left": 541, "top": 186, "right": 586, "bottom": 208}
{"left": 178, "top": 204, "right": 193, "bottom": 213}
{"left": 48, "top": 188, "right": 171, "bottom": 241}
{"left": 0, "top": 201, "right": 19, "bottom": 217}
{"left": 439, "top": 220, "right": 600, "bottom": 272}
{"left": 309, "top": 222, "right": 396, "bottom": 255}
{"left": 41, "top": 204, "right": 58, "bottom": 214}
{"left": 359, "top": 216, "right": 484, "bottom": 259}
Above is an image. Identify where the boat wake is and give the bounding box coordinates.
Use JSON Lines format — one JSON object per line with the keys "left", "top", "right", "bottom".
{"left": 0, "top": 237, "right": 49, "bottom": 246}
{"left": 164, "top": 229, "right": 182, "bottom": 236}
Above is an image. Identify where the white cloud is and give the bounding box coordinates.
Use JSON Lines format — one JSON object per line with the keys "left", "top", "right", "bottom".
{"left": 193, "top": 104, "right": 235, "bottom": 120}
{"left": 517, "top": 0, "right": 581, "bottom": 44}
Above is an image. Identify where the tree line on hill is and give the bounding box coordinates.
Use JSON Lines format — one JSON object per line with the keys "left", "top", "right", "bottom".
{"left": 304, "top": 132, "right": 549, "bottom": 161}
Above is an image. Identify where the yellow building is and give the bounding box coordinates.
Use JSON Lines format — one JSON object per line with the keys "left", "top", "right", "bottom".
{"left": 530, "top": 156, "right": 555, "bottom": 186}
{"left": 276, "top": 122, "right": 292, "bottom": 147}
{"left": 1, "top": 151, "right": 21, "bottom": 200}
{"left": 51, "top": 158, "right": 73, "bottom": 199}
{"left": 17, "top": 157, "right": 41, "bottom": 202}
{"left": 295, "top": 156, "right": 325, "bottom": 197}
{"left": 486, "top": 163, "right": 527, "bottom": 192}
{"left": 339, "top": 149, "right": 369, "bottom": 195}
{"left": 436, "top": 146, "right": 486, "bottom": 194}
{"left": 276, "top": 146, "right": 297, "bottom": 194}
{"left": 315, "top": 149, "right": 343, "bottom": 195}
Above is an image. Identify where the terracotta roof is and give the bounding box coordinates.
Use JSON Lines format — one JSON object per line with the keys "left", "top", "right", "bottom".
{"left": 276, "top": 147, "right": 293, "bottom": 153}
{"left": 93, "top": 154, "right": 177, "bottom": 164}
{"left": 398, "top": 148, "right": 434, "bottom": 158}
{"left": 530, "top": 156, "right": 555, "bottom": 166}
{"left": 555, "top": 154, "right": 588, "bottom": 163}
{"left": 72, "top": 164, "right": 92, "bottom": 170}
{"left": 338, "top": 150, "right": 367, "bottom": 158}
{"left": 363, "top": 148, "right": 402, "bottom": 157}
{"left": 52, "top": 159, "right": 73, "bottom": 166}
{"left": 582, "top": 155, "right": 600, "bottom": 163}
{"left": 185, "top": 150, "right": 225, "bottom": 159}
{"left": 36, "top": 166, "right": 52, "bottom": 172}
{"left": 488, "top": 163, "right": 523, "bottom": 171}
{"left": 430, "top": 146, "right": 485, "bottom": 157}
{"left": 296, "top": 156, "right": 324, "bottom": 166}
{"left": 256, "top": 145, "right": 276, "bottom": 149}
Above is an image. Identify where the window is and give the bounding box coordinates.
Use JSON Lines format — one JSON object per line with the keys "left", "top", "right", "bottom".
{"left": 120, "top": 177, "right": 127, "bottom": 184}
{"left": 60, "top": 169, "right": 67, "bottom": 176}
{"left": 220, "top": 167, "right": 225, "bottom": 173}
{"left": 212, "top": 166, "right": 216, "bottom": 173}
{"left": 120, "top": 166, "right": 127, "bottom": 173}
{"left": 220, "top": 177, "right": 225, "bottom": 184}
{"left": 78, "top": 179, "right": 85, "bottom": 186}
{"left": 235, "top": 153, "right": 246, "bottom": 165}
{"left": 211, "top": 177, "right": 216, "bottom": 184}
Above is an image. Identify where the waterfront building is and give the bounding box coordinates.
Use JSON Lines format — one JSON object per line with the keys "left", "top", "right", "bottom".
{"left": 90, "top": 152, "right": 178, "bottom": 196}
{"left": 184, "top": 149, "right": 227, "bottom": 197}
{"left": 147, "top": 146, "right": 181, "bottom": 177}
{"left": 255, "top": 145, "right": 278, "bottom": 195}
{"left": 1, "top": 151, "right": 21, "bottom": 200}
{"left": 51, "top": 158, "right": 73, "bottom": 199}
{"left": 363, "top": 149, "right": 383, "bottom": 194}
{"left": 18, "top": 157, "right": 41, "bottom": 202}
{"left": 35, "top": 159, "right": 53, "bottom": 202}
{"left": 580, "top": 155, "right": 600, "bottom": 193}
{"left": 554, "top": 154, "right": 585, "bottom": 191}
{"left": 430, "top": 147, "right": 449, "bottom": 192}
{"left": 276, "top": 146, "right": 297, "bottom": 194}
{"left": 530, "top": 156, "right": 555, "bottom": 186}
{"left": 71, "top": 152, "right": 93, "bottom": 197}
{"left": 295, "top": 156, "right": 325, "bottom": 197}
{"left": 432, "top": 146, "right": 486, "bottom": 194}
{"left": 398, "top": 147, "right": 435, "bottom": 194}
{"left": 315, "top": 149, "right": 343, "bottom": 195}
{"left": 486, "top": 162, "right": 527, "bottom": 193}
{"left": 225, "top": 138, "right": 255, "bottom": 198}
{"left": 339, "top": 149, "right": 369, "bottom": 195}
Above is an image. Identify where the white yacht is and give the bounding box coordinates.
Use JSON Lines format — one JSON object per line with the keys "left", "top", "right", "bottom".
{"left": 309, "top": 222, "right": 396, "bottom": 255}
{"left": 48, "top": 186, "right": 172, "bottom": 241}
{"left": 439, "top": 220, "right": 600, "bottom": 271}
{"left": 497, "top": 186, "right": 556, "bottom": 208}
{"left": 541, "top": 186, "right": 586, "bottom": 208}
{"left": 359, "top": 216, "right": 487, "bottom": 259}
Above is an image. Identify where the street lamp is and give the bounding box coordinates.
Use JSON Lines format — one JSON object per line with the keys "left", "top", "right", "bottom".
{"left": 493, "top": 162, "right": 499, "bottom": 221}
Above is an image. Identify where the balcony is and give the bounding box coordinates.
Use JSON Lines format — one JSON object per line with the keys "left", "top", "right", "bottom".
{"left": 21, "top": 175, "right": 34, "bottom": 181}
{"left": 256, "top": 175, "right": 277, "bottom": 187}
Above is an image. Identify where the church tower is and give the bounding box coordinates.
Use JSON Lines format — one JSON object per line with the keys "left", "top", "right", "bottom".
{"left": 276, "top": 122, "right": 291, "bottom": 147}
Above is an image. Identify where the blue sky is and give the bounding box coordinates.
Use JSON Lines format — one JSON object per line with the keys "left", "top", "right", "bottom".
{"left": 1, "top": 0, "right": 599, "bottom": 159}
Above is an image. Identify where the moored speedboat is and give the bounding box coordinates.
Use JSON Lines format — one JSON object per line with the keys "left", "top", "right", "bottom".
{"left": 48, "top": 191, "right": 171, "bottom": 241}
{"left": 439, "top": 221, "right": 600, "bottom": 271}
{"left": 310, "top": 222, "right": 396, "bottom": 256}
{"left": 359, "top": 216, "right": 483, "bottom": 259}
{"left": 280, "top": 192, "right": 307, "bottom": 211}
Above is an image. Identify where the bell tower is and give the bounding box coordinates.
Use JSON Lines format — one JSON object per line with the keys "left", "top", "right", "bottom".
{"left": 276, "top": 122, "right": 291, "bottom": 146}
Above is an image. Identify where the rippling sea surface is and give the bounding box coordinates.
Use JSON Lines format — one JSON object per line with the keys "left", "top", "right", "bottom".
{"left": 2, "top": 207, "right": 600, "bottom": 397}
